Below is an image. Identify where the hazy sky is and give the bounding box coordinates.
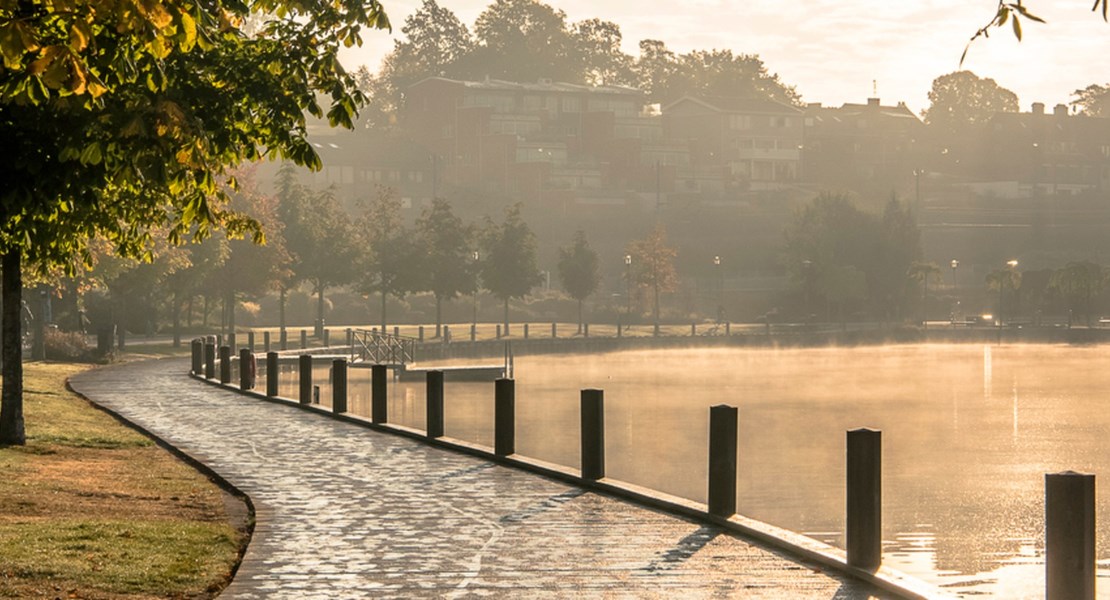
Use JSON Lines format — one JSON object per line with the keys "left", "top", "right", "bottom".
{"left": 340, "top": 1, "right": 1110, "bottom": 114}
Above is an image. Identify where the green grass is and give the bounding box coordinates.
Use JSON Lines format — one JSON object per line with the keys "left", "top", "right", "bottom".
{"left": 22, "top": 362, "right": 151, "bottom": 450}
{"left": 0, "top": 520, "right": 239, "bottom": 597}
{"left": 0, "top": 362, "right": 247, "bottom": 599}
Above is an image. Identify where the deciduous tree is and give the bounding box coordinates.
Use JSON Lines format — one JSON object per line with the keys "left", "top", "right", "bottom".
{"left": 357, "top": 186, "right": 427, "bottom": 332}
{"left": 626, "top": 225, "right": 677, "bottom": 335}
{"left": 480, "top": 204, "right": 541, "bottom": 335}
{"left": 1050, "top": 260, "right": 1105, "bottom": 326}
{"left": 0, "top": 0, "right": 391, "bottom": 445}
{"left": 1071, "top": 84, "right": 1110, "bottom": 118}
{"left": 278, "top": 167, "right": 359, "bottom": 337}
{"left": 557, "top": 230, "right": 600, "bottom": 334}
{"left": 416, "top": 198, "right": 475, "bottom": 337}
{"left": 923, "top": 71, "right": 1019, "bottom": 131}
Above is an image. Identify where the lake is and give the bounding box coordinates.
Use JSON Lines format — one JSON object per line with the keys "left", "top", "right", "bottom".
{"left": 275, "top": 342, "right": 1110, "bottom": 597}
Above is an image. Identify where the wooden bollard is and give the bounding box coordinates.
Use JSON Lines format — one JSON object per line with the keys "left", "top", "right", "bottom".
{"left": 332, "top": 359, "right": 347, "bottom": 413}
{"left": 345, "top": 328, "right": 353, "bottom": 347}
{"left": 426, "top": 370, "right": 444, "bottom": 439}
{"left": 419, "top": 326, "right": 424, "bottom": 342}
{"left": 443, "top": 325, "right": 450, "bottom": 343}
{"left": 247, "top": 331, "right": 255, "bottom": 352}
{"left": 847, "top": 428, "right": 882, "bottom": 571}
{"left": 551, "top": 322, "right": 557, "bottom": 338}
{"left": 523, "top": 323, "right": 529, "bottom": 339}
{"left": 496, "top": 324, "right": 502, "bottom": 339}
{"left": 393, "top": 326, "right": 400, "bottom": 338}
{"left": 300, "top": 329, "right": 307, "bottom": 349}
{"left": 617, "top": 317, "right": 622, "bottom": 339}
{"left": 266, "top": 352, "right": 278, "bottom": 397}
{"left": 219, "top": 346, "right": 231, "bottom": 384}
{"left": 263, "top": 331, "right": 271, "bottom": 352}
{"left": 1046, "top": 471, "right": 1095, "bottom": 599}
{"left": 371, "top": 364, "right": 387, "bottom": 424}
{"left": 216, "top": 334, "right": 223, "bottom": 348}
{"left": 298, "top": 355, "right": 312, "bottom": 405}
{"left": 584, "top": 322, "right": 589, "bottom": 338}
{"left": 239, "top": 348, "right": 253, "bottom": 390}
{"left": 204, "top": 343, "right": 216, "bottom": 379}
{"left": 323, "top": 328, "right": 330, "bottom": 347}
{"left": 229, "top": 332, "right": 237, "bottom": 353}
{"left": 470, "top": 324, "right": 476, "bottom": 342}
{"left": 279, "top": 329, "right": 288, "bottom": 350}
{"left": 725, "top": 322, "right": 731, "bottom": 336}
{"left": 691, "top": 322, "right": 696, "bottom": 336}
{"left": 191, "top": 339, "right": 203, "bottom": 374}
{"left": 581, "top": 389, "right": 605, "bottom": 480}
{"left": 494, "top": 378, "right": 515, "bottom": 456}
{"left": 708, "top": 404, "right": 738, "bottom": 517}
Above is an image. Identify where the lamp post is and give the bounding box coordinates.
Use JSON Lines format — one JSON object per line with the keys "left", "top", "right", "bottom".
{"left": 472, "top": 250, "right": 480, "bottom": 335}
{"left": 624, "top": 254, "right": 632, "bottom": 331}
{"left": 999, "top": 259, "right": 1018, "bottom": 337}
{"left": 714, "top": 256, "right": 722, "bottom": 324}
{"left": 950, "top": 259, "right": 959, "bottom": 326}
{"left": 801, "top": 259, "right": 813, "bottom": 321}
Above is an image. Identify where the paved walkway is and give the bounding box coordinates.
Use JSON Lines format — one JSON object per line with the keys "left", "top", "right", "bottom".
{"left": 70, "top": 359, "right": 890, "bottom": 599}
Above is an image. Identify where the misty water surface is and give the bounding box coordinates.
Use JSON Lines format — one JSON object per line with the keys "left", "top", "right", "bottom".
{"left": 274, "top": 343, "right": 1110, "bottom": 597}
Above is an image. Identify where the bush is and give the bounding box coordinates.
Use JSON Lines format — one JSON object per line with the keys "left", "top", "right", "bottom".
{"left": 44, "top": 328, "right": 94, "bottom": 362}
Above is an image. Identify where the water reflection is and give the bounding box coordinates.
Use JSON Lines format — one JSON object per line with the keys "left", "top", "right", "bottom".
{"left": 273, "top": 343, "right": 1110, "bottom": 597}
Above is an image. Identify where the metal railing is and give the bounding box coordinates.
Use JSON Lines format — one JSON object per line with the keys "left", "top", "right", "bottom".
{"left": 350, "top": 328, "right": 416, "bottom": 366}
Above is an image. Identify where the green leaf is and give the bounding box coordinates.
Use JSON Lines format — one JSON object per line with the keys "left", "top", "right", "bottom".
{"left": 79, "top": 142, "right": 102, "bottom": 165}
{"left": 179, "top": 11, "right": 197, "bottom": 52}
{"left": 1012, "top": 14, "right": 1022, "bottom": 41}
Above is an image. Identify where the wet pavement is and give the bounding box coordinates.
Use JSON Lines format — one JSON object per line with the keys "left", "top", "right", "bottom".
{"left": 69, "top": 358, "right": 891, "bottom": 599}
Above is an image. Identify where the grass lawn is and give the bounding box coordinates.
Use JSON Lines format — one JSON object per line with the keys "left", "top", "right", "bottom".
{"left": 0, "top": 361, "right": 249, "bottom": 599}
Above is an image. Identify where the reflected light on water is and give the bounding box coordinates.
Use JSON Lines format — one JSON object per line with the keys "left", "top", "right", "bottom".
{"left": 272, "top": 343, "right": 1110, "bottom": 597}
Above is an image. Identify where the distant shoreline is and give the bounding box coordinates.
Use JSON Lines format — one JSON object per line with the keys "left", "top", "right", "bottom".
{"left": 417, "top": 325, "right": 1110, "bottom": 361}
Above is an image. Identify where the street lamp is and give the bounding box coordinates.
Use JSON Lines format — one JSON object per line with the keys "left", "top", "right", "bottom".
{"left": 713, "top": 256, "right": 723, "bottom": 324}
{"left": 624, "top": 254, "right": 632, "bottom": 331}
{"left": 950, "top": 259, "right": 959, "bottom": 325}
{"left": 472, "top": 250, "right": 480, "bottom": 339}
{"left": 801, "top": 259, "right": 813, "bottom": 320}
{"left": 999, "top": 259, "right": 1018, "bottom": 335}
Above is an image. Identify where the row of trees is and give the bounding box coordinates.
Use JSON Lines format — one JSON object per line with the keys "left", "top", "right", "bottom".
{"left": 62, "top": 165, "right": 687, "bottom": 342}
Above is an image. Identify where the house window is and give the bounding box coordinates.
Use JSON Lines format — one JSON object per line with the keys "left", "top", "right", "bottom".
{"left": 729, "top": 115, "right": 752, "bottom": 130}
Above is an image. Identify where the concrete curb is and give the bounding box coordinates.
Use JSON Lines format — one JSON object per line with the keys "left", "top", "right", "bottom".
{"left": 66, "top": 364, "right": 256, "bottom": 595}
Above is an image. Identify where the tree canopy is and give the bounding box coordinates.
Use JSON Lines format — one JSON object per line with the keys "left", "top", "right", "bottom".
{"left": 0, "top": 0, "right": 391, "bottom": 444}
{"left": 557, "top": 230, "right": 600, "bottom": 333}
{"left": 1071, "top": 83, "right": 1110, "bottom": 117}
{"left": 480, "top": 203, "right": 541, "bottom": 333}
{"left": 922, "top": 70, "right": 1019, "bottom": 131}
{"left": 362, "top": 0, "right": 800, "bottom": 123}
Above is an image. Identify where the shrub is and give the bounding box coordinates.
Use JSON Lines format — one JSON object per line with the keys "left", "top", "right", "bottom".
{"left": 44, "top": 329, "right": 94, "bottom": 362}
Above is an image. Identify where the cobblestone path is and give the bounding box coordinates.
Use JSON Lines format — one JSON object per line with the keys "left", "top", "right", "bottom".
{"left": 70, "top": 358, "right": 890, "bottom": 599}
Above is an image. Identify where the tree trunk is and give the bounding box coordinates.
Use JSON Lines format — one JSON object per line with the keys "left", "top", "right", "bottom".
{"left": 435, "top": 295, "right": 442, "bottom": 338}
{"left": 577, "top": 299, "right": 583, "bottom": 334}
{"left": 279, "top": 287, "right": 286, "bottom": 333}
{"left": 380, "top": 290, "right": 387, "bottom": 333}
{"left": 172, "top": 291, "right": 181, "bottom": 347}
{"left": 227, "top": 289, "right": 237, "bottom": 334}
{"left": 652, "top": 282, "right": 660, "bottom": 333}
{"left": 202, "top": 294, "right": 210, "bottom": 327}
{"left": 0, "top": 252, "right": 25, "bottom": 445}
{"left": 503, "top": 297, "right": 510, "bottom": 336}
{"left": 187, "top": 295, "right": 194, "bottom": 329}
{"left": 315, "top": 283, "right": 324, "bottom": 338}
